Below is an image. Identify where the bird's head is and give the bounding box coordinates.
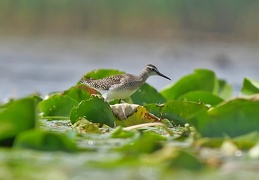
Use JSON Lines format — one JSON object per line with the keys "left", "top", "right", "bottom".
{"left": 144, "top": 64, "right": 171, "bottom": 80}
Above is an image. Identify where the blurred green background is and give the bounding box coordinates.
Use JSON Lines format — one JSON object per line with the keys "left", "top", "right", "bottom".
{"left": 1, "top": 0, "right": 258, "bottom": 41}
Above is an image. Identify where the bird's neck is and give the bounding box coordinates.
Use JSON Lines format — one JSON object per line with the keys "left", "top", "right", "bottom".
{"left": 139, "top": 70, "right": 150, "bottom": 82}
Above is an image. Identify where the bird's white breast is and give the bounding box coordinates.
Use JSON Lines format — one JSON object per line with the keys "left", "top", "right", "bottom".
{"left": 102, "top": 89, "right": 138, "bottom": 102}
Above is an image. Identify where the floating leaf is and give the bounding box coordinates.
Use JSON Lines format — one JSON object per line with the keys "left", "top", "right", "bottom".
{"left": 168, "top": 150, "right": 205, "bottom": 171}
{"left": 70, "top": 96, "right": 114, "bottom": 127}
{"left": 131, "top": 83, "right": 166, "bottom": 105}
{"left": 241, "top": 77, "right": 259, "bottom": 95}
{"left": 0, "top": 98, "right": 36, "bottom": 146}
{"left": 117, "top": 131, "right": 166, "bottom": 155}
{"left": 29, "top": 93, "right": 43, "bottom": 104}
{"left": 233, "top": 131, "right": 259, "bottom": 150}
{"left": 38, "top": 86, "right": 91, "bottom": 118}
{"left": 194, "top": 138, "right": 224, "bottom": 148}
{"left": 63, "top": 85, "right": 91, "bottom": 102}
{"left": 218, "top": 79, "right": 232, "bottom": 99}
{"left": 177, "top": 91, "right": 223, "bottom": 106}
{"left": 145, "top": 100, "right": 209, "bottom": 126}
{"left": 38, "top": 94, "right": 78, "bottom": 117}
{"left": 13, "top": 130, "right": 78, "bottom": 152}
{"left": 110, "top": 126, "right": 136, "bottom": 138}
{"left": 161, "top": 69, "right": 217, "bottom": 100}
{"left": 191, "top": 96, "right": 259, "bottom": 137}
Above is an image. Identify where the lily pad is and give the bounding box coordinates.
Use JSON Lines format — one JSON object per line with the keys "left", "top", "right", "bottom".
{"left": 168, "top": 150, "right": 205, "bottom": 171}
{"left": 13, "top": 130, "right": 78, "bottom": 152}
{"left": 0, "top": 98, "right": 36, "bottom": 146}
{"left": 117, "top": 131, "right": 166, "bottom": 155}
{"left": 194, "top": 138, "right": 224, "bottom": 148}
{"left": 218, "top": 79, "right": 232, "bottom": 99}
{"left": 191, "top": 97, "right": 259, "bottom": 137}
{"left": 131, "top": 83, "right": 166, "bottom": 105}
{"left": 110, "top": 126, "right": 136, "bottom": 138}
{"left": 63, "top": 85, "right": 91, "bottom": 102}
{"left": 161, "top": 69, "right": 217, "bottom": 100}
{"left": 241, "top": 77, "right": 259, "bottom": 95}
{"left": 145, "top": 100, "right": 209, "bottom": 126}
{"left": 38, "top": 94, "right": 78, "bottom": 117}
{"left": 177, "top": 91, "right": 224, "bottom": 106}
{"left": 233, "top": 131, "right": 259, "bottom": 150}
{"left": 70, "top": 96, "right": 115, "bottom": 127}
{"left": 38, "top": 86, "right": 91, "bottom": 118}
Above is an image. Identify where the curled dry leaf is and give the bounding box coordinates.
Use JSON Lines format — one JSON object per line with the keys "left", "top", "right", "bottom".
{"left": 250, "top": 93, "right": 259, "bottom": 101}
{"left": 110, "top": 103, "right": 161, "bottom": 127}
{"left": 111, "top": 103, "right": 139, "bottom": 120}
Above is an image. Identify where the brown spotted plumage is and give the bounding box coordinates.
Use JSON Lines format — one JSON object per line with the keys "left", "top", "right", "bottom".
{"left": 80, "top": 64, "right": 171, "bottom": 102}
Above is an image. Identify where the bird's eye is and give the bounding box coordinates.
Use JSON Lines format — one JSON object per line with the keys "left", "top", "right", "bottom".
{"left": 151, "top": 68, "right": 155, "bottom": 71}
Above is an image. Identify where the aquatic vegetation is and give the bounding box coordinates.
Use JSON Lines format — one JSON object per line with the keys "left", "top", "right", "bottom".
{"left": 1, "top": 69, "right": 259, "bottom": 179}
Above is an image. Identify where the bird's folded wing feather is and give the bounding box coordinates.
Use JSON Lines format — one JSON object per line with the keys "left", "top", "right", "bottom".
{"left": 103, "top": 75, "right": 125, "bottom": 90}
{"left": 82, "top": 74, "right": 125, "bottom": 90}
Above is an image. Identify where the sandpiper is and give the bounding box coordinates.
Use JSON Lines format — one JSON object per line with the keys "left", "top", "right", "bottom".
{"left": 80, "top": 64, "right": 171, "bottom": 102}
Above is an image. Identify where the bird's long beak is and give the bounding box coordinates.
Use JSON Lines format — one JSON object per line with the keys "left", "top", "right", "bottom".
{"left": 158, "top": 72, "right": 171, "bottom": 81}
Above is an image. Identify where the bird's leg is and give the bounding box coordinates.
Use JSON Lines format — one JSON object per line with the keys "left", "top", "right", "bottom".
{"left": 120, "top": 97, "right": 133, "bottom": 104}
{"left": 127, "top": 97, "right": 133, "bottom": 103}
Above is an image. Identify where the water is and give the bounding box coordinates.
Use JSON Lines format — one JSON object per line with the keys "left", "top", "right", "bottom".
{"left": 1, "top": 36, "right": 259, "bottom": 101}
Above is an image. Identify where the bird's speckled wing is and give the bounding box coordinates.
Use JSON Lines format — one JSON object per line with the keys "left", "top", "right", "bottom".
{"left": 81, "top": 74, "right": 125, "bottom": 90}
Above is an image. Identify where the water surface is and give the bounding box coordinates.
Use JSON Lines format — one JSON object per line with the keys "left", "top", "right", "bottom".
{"left": 1, "top": 36, "right": 258, "bottom": 101}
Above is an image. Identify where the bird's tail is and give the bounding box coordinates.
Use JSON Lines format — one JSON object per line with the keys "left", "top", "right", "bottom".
{"left": 79, "top": 77, "right": 94, "bottom": 85}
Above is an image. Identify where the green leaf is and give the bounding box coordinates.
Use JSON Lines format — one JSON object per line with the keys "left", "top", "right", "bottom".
{"left": 191, "top": 97, "right": 259, "bottom": 137}
{"left": 70, "top": 96, "right": 114, "bottom": 127}
{"left": 194, "top": 138, "right": 224, "bottom": 148}
{"left": 161, "top": 69, "right": 217, "bottom": 100}
{"left": 38, "top": 94, "right": 78, "bottom": 117}
{"left": 38, "top": 86, "right": 91, "bottom": 118}
{"left": 131, "top": 83, "right": 166, "bottom": 105}
{"left": 13, "top": 130, "right": 78, "bottom": 152}
{"left": 168, "top": 150, "right": 205, "bottom": 171}
{"left": 0, "top": 98, "right": 36, "bottom": 146}
{"left": 63, "top": 85, "right": 91, "bottom": 102}
{"left": 233, "top": 131, "right": 259, "bottom": 150}
{"left": 29, "top": 93, "right": 43, "bottom": 104}
{"left": 81, "top": 69, "right": 125, "bottom": 80}
{"left": 218, "top": 79, "right": 232, "bottom": 99}
{"left": 145, "top": 100, "right": 208, "bottom": 126}
{"left": 117, "top": 131, "right": 166, "bottom": 155}
{"left": 241, "top": 78, "right": 259, "bottom": 95}
{"left": 177, "top": 91, "right": 224, "bottom": 106}
{"left": 110, "top": 126, "right": 136, "bottom": 138}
